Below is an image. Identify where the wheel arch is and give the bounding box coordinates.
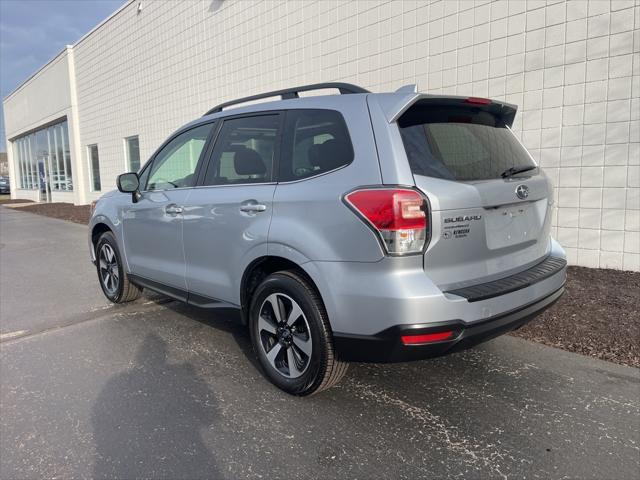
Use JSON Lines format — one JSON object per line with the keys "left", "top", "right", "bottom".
{"left": 240, "top": 256, "right": 323, "bottom": 326}
{"left": 91, "top": 222, "right": 113, "bottom": 253}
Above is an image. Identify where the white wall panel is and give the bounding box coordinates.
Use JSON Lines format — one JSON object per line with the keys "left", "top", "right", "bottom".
{"left": 4, "top": 0, "right": 640, "bottom": 270}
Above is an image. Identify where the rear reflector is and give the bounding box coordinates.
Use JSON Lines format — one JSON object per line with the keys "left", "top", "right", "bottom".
{"left": 401, "top": 331, "right": 454, "bottom": 345}
{"left": 464, "top": 97, "right": 492, "bottom": 105}
{"left": 344, "top": 188, "right": 428, "bottom": 255}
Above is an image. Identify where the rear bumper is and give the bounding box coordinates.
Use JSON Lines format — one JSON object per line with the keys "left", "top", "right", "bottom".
{"left": 306, "top": 239, "right": 567, "bottom": 338}
{"left": 334, "top": 284, "right": 564, "bottom": 362}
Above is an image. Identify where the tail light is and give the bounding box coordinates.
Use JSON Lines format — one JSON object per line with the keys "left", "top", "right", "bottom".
{"left": 344, "top": 188, "right": 428, "bottom": 255}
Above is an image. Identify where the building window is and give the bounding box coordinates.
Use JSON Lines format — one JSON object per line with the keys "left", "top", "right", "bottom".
{"left": 88, "top": 144, "right": 101, "bottom": 191}
{"left": 125, "top": 136, "right": 140, "bottom": 171}
{"left": 12, "top": 119, "right": 73, "bottom": 192}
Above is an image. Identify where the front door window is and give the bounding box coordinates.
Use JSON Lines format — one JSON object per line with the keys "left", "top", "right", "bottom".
{"left": 145, "top": 124, "right": 212, "bottom": 191}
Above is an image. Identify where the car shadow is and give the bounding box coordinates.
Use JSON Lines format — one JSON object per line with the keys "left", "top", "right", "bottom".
{"left": 90, "top": 332, "right": 220, "bottom": 479}
{"left": 145, "top": 294, "right": 262, "bottom": 372}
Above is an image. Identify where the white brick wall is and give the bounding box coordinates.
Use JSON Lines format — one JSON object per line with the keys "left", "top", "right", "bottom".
{"left": 5, "top": 0, "right": 640, "bottom": 270}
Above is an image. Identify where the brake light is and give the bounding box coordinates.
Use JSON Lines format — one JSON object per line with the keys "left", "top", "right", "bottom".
{"left": 401, "top": 331, "right": 454, "bottom": 345}
{"left": 344, "top": 188, "right": 428, "bottom": 255}
{"left": 464, "top": 97, "right": 492, "bottom": 105}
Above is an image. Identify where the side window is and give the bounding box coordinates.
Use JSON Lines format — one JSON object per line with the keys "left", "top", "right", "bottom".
{"left": 146, "top": 124, "right": 213, "bottom": 191}
{"left": 280, "top": 110, "right": 353, "bottom": 182}
{"left": 203, "top": 115, "right": 279, "bottom": 186}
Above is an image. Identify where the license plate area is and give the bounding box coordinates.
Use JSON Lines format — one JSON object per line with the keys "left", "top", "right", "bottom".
{"left": 485, "top": 201, "right": 543, "bottom": 250}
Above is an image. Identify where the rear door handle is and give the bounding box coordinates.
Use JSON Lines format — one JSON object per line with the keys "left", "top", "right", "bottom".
{"left": 165, "top": 204, "right": 183, "bottom": 215}
{"left": 239, "top": 202, "right": 267, "bottom": 213}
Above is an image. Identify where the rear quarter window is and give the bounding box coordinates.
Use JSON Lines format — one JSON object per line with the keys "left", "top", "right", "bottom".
{"left": 279, "top": 110, "right": 354, "bottom": 182}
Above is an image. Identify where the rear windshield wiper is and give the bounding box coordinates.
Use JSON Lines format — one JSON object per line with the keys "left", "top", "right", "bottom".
{"left": 501, "top": 165, "right": 537, "bottom": 178}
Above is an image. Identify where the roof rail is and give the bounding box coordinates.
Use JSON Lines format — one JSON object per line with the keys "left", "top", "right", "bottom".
{"left": 203, "top": 82, "right": 370, "bottom": 116}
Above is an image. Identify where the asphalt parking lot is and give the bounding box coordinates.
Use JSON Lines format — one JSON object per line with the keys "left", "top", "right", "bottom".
{"left": 1, "top": 206, "right": 639, "bottom": 480}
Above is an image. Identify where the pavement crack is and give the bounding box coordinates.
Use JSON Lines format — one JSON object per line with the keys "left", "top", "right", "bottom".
{"left": 0, "top": 330, "right": 28, "bottom": 340}
{"left": 0, "top": 298, "right": 177, "bottom": 344}
{"left": 348, "top": 378, "right": 514, "bottom": 479}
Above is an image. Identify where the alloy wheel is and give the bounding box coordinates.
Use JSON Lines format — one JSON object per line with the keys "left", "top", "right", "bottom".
{"left": 99, "top": 243, "right": 119, "bottom": 296}
{"left": 258, "top": 293, "right": 312, "bottom": 379}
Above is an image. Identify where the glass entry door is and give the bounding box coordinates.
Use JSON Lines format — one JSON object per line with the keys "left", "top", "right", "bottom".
{"left": 36, "top": 130, "right": 51, "bottom": 203}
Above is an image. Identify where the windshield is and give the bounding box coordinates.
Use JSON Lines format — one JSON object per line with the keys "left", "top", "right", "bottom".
{"left": 398, "top": 106, "right": 536, "bottom": 181}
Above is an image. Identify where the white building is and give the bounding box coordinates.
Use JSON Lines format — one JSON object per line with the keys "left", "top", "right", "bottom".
{"left": 2, "top": 0, "right": 639, "bottom": 271}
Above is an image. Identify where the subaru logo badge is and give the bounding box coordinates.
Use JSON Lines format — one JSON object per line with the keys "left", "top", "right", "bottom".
{"left": 515, "top": 184, "right": 529, "bottom": 199}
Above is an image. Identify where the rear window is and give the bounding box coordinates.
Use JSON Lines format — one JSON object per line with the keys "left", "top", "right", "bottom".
{"left": 398, "top": 106, "right": 536, "bottom": 181}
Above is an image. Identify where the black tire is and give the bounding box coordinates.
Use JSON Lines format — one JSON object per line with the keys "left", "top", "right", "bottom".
{"left": 249, "top": 270, "right": 348, "bottom": 396}
{"left": 95, "top": 231, "right": 143, "bottom": 303}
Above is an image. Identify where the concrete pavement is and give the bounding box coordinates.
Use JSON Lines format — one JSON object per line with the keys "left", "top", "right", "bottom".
{"left": 0, "top": 206, "right": 110, "bottom": 334}
{"left": 1, "top": 206, "right": 639, "bottom": 479}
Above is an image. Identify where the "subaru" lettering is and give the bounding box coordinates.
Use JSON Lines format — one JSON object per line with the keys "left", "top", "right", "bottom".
{"left": 444, "top": 215, "right": 482, "bottom": 224}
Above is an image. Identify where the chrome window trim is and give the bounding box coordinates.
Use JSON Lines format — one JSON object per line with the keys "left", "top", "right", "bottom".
{"left": 275, "top": 163, "right": 352, "bottom": 185}
{"left": 191, "top": 181, "right": 278, "bottom": 190}
{"left": 140, "top": 181, "right": 278, "bottom": 194}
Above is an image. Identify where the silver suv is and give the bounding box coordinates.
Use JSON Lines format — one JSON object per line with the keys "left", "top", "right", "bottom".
{"left": 89, "top": 83, "right": 566, "bottom": 395}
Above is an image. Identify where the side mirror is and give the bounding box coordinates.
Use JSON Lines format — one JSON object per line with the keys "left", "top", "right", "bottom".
{"left": 117, "top": 172, "right": 139, "bottom": 193}
{"left": 116, "top": 172, "right": 140, "bottom": 203}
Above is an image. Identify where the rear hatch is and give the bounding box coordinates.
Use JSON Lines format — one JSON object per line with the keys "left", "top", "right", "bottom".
{"left": 397, "top": 97, "right": 553, "bottom": 290}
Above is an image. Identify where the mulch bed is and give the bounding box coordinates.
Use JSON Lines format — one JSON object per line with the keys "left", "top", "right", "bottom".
{"left": 10, "top": 202, "right": 91, "bottom": 225}
{"left": 511, "top": 266, "right": 640, "bottom": 368}
{"left": 3, "top": 201, "right": 639, "bottom": 368}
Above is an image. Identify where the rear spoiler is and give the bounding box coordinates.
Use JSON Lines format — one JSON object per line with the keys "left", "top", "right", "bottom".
{"left": 375, "top": 93, "right": 518, "bottom": 127}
